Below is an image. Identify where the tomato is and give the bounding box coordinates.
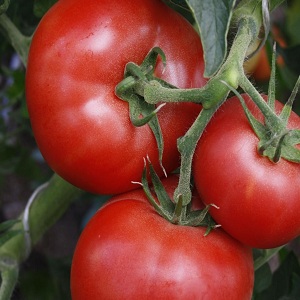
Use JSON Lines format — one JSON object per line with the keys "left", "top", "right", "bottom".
{"left": 70, "top": 175, "right": 254, "bottom": 300}
{"left": 193, "top": 94, "right": 300, "bottom": 249}
{"left": 25, "top": 0, "right": 205, "bottom": 195}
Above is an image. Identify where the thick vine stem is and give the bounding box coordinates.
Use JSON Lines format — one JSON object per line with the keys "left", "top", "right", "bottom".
{"left": 0, "top": 174, "right": 83, "bottom": 263}
{"left": 22, "top": 182, "right": 50, "bottom": 260}
{"left": 142, "top": 17, "right": 258, "bottom": 109}
{"left": 0, "top": 258, "right": 18, "bottom": 300}
{"left": 0, "top": 174, "right": 83, "bottom": 299}
{"left": 0, "top": 13, "right": 31, "bottom": 66}
{"left": 0, "top": 0, "right": 10, "bottom": 14}
{"left": 173, "top": 102, "right": 226, "bottom": 206}
{"left": 254, "top": 246, "right": 285, "bottom": 270}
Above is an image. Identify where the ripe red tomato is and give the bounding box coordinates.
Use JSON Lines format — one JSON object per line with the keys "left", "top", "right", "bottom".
{"left": 71, "top": 175, "right": 254, "bottom": 300}
{"left": 26, "top": 0, "right": 205, "bottom": 195}
{"left": 193, "top": 94, "right": 300, "bottom": 249}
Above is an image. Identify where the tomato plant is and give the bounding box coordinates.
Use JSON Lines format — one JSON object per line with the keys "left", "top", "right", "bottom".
{"left": 193, "top": 94, "right": 300, "bottom": 249}
{"left": 70, "top": 175, "right": 254, "bottom": 300}
{"left": 2, "top": 0, "right": 300, "bottom": 299}
{"left": 25, "top": 0, "right": 205, "bottom": 195}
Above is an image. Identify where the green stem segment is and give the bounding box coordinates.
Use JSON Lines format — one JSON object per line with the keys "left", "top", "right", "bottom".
{"left": 254, "top": 246, "right": 285, "bottom": 270}
{"left": 173, "top": 102, "right": 225, "bottom": 206}
{"left": 165, "top": 17, "right": 259, "bottom": 208}
{"left": 0, "top": 13, "right": 31, "bottom": 66}
{"left": 0, "top": 174, "right": 83, "bottom": 300}
{"left": 0, "top": 258, "right": 18, "bottom": 300}
{"left": 0, "top": 174, "right": 82, "bottom": 263}
{"left": 142, "top": 17, "right": 257, "bottom": 109}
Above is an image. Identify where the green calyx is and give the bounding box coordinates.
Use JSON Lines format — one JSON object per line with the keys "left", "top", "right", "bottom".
{"left": 115, "top": 47, "right": 178, "bottom": 176}
{"left": 141, "top": 158, "right": 216, "bottom": 233}
{"left": 241, "top": 89, "right": 300, "bottom": 164}
{"left": 247, "top": 42, "right": 300, "bottom": 163}
{"left": 224, "top": 43, "right": 300, "bottom": 164}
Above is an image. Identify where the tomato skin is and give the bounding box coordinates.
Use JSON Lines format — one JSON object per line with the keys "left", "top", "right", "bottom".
{"left": 25, "top": 0, "right": 205, "bottom": 195}
{"left": 193, "top": 94, "right": 300, "bottom": 249}
{"left": 71, "top": 176, "right": 254, "bottom": 300}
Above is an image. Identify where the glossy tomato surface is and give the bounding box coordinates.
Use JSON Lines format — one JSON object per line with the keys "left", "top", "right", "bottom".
{"left": 26, "top": 0, "right": 205, "bottom": 195}
{"left": 193, "top": 94, "right": 300, "bottom": 249}
{"left": 71, "top": 176, "right": 254, "bottom": 300}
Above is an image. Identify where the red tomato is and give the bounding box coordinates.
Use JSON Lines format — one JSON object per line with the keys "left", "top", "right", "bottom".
{"left": 25, "top": 0, "right": 205, "bottom": 195}
{"left": 193, "top": 94, "right": 300, "bottom": 249}
{"left": 71, "top": 176, "right": 254, "bottom": 300}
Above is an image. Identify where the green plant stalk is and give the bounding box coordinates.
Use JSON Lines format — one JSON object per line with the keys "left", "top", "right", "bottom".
{"left": 0, "top": 174, "right": 83, "bottom": 263}
{"left": 0, "top": 0, "right": 10, "bottom": 15}
{"left": 240, "top": 74, "right": 283, "bottom": 124}
{"left": 0, "top": 174, "right": 83, "bottom": 299}
{"left": 143, "top": 17, "right": 258, "bottom": 109}
{"left": 0, "top": 13, "right": 31, "bottom": 66}
{"left": 171, "top": 16, "right": 260, "bottom": 208}
{"left": 0, "top": 259, "right": 18, "bottom": 300}
{"left": 173, "top": 103, "right": 224, "bottom": 206}
{"left": 254, "top": 246, "right": 285, "bottom": 270}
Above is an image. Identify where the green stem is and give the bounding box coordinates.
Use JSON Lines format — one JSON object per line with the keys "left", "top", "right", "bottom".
{"left": 0, "top": 13, "right": 31, "bottom": 66}
{"left": 254, "top": 246, "right": 285, "bottom": 270}
{"left": 0, "top": 174, "right": 83, "bottom": 264}
{"left": 174, "top": 99, "right": 226, "bottom": 207}
{"left": 0, "top": 0, "right": 10, "bottom": 15}
{"left": 0, "top": 174, "right": 83, "bottom": 299}
{"left": 170, "top": 17, "right": 259, "bottom": 207}
{"left": 143, "top": 17, "right": 257, "bottom": 109}
{"left": 239, "top": 74, "right": 284, "bottom": 129}
{"left": 0, "top": 259, "right": 18, "bottom": 300}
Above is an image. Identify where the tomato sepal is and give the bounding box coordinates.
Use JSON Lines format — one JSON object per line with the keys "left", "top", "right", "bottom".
{"left": 223, "top": 66, "right": 300, "bottom": 164}
{"left": 141, "top": 157, "right": 217, "bottom": 231}
{"left": 115, "top": 48, "right": 176, "bottom": 176}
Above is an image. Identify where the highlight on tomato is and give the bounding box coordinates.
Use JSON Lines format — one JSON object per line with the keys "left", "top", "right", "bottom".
{"left": 25, "top": 0, "right": 206, "bottom": 195}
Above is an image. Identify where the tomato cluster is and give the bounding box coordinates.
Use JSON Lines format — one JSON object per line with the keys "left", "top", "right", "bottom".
{"left": 25, "top": 0, "right": 300, "bottom": 299}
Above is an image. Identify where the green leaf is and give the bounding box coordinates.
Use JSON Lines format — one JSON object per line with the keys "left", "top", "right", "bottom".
{"left": 148, "top": 161, "right": 175, "bottom": 213}
{"left": 33, "top": 0, "right": 57, "bottom": 18}
{"left": 254, "top": 251, "right": 300, "bottom": 300}
{"left": 185, "top": 0, "right": 236, "bottom": 77}
{"left": 162, "top": 0, "right": 195, "bottom": 23}
{"left": 254, "top": 263, "right": 272, "bottom": 294}
{"left": 0, "top": 230, "right": 22, "bottom": 247}
{"left": 269, "top": 0, "right": 285, "bottom": 11}
{"left": 290, "top": 273, "right": 300, "bottom": 298}
{"left": 0, "top": 219, "right": 20, "bottom": 232}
